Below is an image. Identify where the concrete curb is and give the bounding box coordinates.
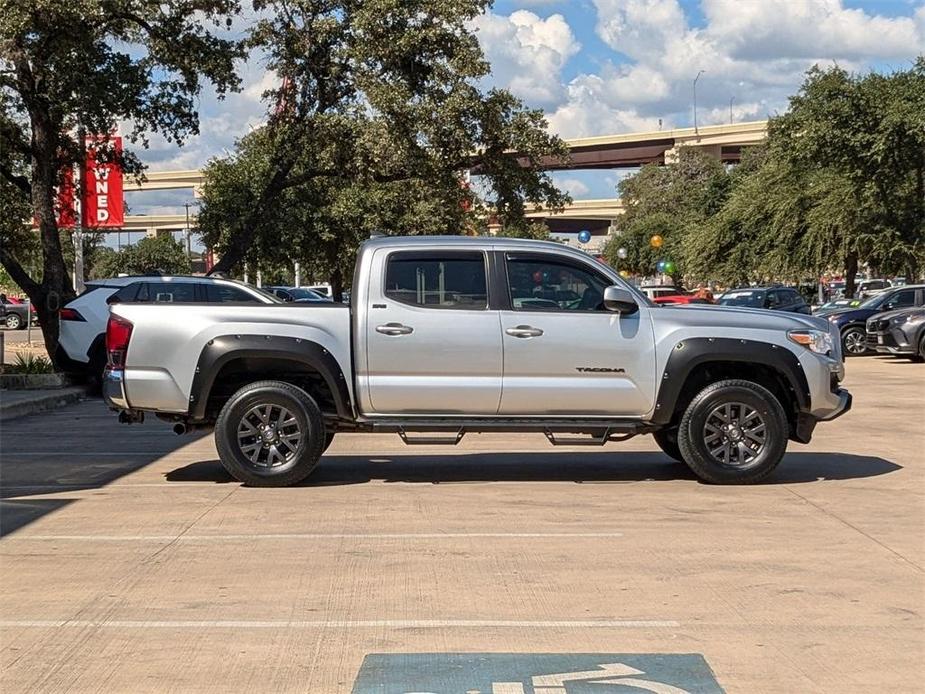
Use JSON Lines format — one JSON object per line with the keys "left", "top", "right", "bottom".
{"left": 0, "top": 386, "right": 87, "bottom": 422}
{"left": 0, "top": 373, "right": 73, "bottom": 390}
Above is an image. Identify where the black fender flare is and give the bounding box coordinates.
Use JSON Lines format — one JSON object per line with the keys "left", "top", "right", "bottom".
{"left": 188, "top": 334, "right": 353, "bottom": 421}
{"left": 651, "top": 337, "right": 811, "bottom": 426}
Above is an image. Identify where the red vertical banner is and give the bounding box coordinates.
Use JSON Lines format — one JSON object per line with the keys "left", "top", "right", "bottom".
{"left": 82, "top": 136, "right": 124, "bottom": 227}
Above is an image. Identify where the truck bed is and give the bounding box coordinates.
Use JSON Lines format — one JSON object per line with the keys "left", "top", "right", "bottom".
{"left": 112, "top": 302, "right": 352, "bottom": 413}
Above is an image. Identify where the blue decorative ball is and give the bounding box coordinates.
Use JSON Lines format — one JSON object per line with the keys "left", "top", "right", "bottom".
{"left": 578, "top": 230, "right": 591, "bottom": 244}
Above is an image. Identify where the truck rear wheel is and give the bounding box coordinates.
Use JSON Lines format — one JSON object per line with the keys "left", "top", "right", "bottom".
{"left": 215, "top": 380, "right": 326, "bottom": 487}
{"left": 677, "top": 379, "right": 788, "bottom": 484}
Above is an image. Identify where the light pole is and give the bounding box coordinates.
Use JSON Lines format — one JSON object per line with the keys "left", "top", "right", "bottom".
{"left": 729, "top": 96, "right": 735, "bottom": 124}
{"left": 73, "top": 119, "right": 86, "bottom": 293}
{"left": 693, "top": 70, "right": 705, "bottom": 136}
{"left": 184, "top": 202, "right": 193, "bottom": 262}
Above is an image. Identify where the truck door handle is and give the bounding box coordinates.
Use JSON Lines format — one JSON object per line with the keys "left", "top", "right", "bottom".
{"left": 505, "top": 325, "right": 544, "bottom": 338}
{"left": 376, "top": 322, "right": 414, "bottom": 336}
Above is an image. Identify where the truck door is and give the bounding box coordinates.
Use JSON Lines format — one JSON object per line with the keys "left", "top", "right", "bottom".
{"left": 364, "top": 249, "right": 503, "bottom": 415}
{"left": 497, "top": 252, "right": 656, "bottom": 416}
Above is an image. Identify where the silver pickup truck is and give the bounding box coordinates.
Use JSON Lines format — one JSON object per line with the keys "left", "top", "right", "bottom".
{"left": 104, "top": 236, "right": 851, "bottom": 486}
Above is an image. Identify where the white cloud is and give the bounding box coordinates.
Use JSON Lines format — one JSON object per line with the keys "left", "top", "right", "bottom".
{"left": 471, "top": 10, "right": 581, "bottom": 108}
{"left": 703, "top": 0, "right": 924, "bottom": 61}
{"left": 556, "top": 177, "right": 591, "bottom": 197}
{"left": 543, "top": 0, "right": 924, "bottom": 138}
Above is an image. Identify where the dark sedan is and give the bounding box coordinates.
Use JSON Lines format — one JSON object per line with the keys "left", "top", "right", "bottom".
{"left": 717, "top": 286, "right": 811, "bottom": 314}
{"left": 866, "top": 307, "right": 925, "bottom": 361}
{"left": 821, "top": 285, "right": 925, "bottom": 356}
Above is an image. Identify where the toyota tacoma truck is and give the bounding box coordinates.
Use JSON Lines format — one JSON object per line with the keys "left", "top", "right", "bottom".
{"left": 103, "top": 236, "right": 851, "bottom": 486}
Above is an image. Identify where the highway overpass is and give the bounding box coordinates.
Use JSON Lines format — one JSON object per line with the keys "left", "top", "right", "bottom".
{"left": 119, "top": 120, "right": 768, "bottom": 249}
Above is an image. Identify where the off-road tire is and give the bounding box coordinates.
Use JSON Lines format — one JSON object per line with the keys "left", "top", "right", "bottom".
{"left": 652, "top": 427, "right": 683, "bottom": 462}
{"left": 215, "top": 380, "right": 325, "bottom": 487}
{"left": 678, "top": 379, "right": 789, "bottom": 485}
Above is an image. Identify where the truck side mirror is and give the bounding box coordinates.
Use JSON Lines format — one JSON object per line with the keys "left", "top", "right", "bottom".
{"left": 603, "top": 286, "right": 638, "bottom": 315}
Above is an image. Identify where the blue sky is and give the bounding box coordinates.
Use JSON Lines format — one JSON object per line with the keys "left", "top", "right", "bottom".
{"left": 130, "top": 0, "right": 925, "bottom": 214}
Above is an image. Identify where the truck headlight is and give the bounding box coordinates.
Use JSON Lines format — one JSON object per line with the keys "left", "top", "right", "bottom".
{"left": 788, "top": 329, "right": 834, "bottom": 355}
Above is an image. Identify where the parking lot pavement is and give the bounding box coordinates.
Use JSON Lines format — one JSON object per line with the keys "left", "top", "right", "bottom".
{"left": 1, "top": 357, "right": 923, "bottom": 693}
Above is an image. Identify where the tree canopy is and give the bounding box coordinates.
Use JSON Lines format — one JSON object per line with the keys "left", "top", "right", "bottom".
{"left": 91, "top": 235, "right": 191, "bottom": 278}
{"left": 1, "top": 0, "right": 242, "bottom": 359}
{"left": 198, "top": 0, "right": 570, "bottom": 296}
{"left": 606, "top": 60, "right": 925, "bottom": 293}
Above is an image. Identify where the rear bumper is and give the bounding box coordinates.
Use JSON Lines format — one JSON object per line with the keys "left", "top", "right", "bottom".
{"left": 102, "top": 368, "right": 129, "bottom": 410}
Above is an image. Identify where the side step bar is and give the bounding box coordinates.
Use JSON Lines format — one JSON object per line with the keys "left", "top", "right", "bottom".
{"left": 359, "top": 418, "right": 655, "bottom": 447}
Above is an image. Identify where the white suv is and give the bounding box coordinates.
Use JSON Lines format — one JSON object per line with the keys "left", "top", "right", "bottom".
{"left": 58, "top": 276, "right": 276, "bottom": 380}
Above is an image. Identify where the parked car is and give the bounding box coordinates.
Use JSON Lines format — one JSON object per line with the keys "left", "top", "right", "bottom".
{"left": 651, "top": 294, "right": 710, "bottom": 305}
{"left": 638, "top": 285, "right": 687, "bottom": 300}
{"left": 58, "top": 275, "right": 278, "bottom": 381}
{"left": 856, "top": 279, "right": 890, "bottom": 299}
{"left": 717, "top": 287, "right": 811, "bottom": 314}
{"left": 103, "top": 235, "right": 851, "bottom": 488}
{"left": 1, "top": 297, "right": 36, "bottom": 329}
{"left": 819, "top": 285, "right": 925, "bottom": 356}
{"left": 813, "top": 298, "right": 861, "bottom": 314}
{"left": 866, "top": 307, "right": 925, "bottom": 361}
{"left": 266, "top": 286, "right": 332, "bottom": 303}
{"left": 304, "top": 284, "right": 333, "bottom": 298}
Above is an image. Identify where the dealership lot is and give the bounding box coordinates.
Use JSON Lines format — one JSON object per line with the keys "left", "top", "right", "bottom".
{"left": 1, "top": 357, "right": 923, "bottom": 693}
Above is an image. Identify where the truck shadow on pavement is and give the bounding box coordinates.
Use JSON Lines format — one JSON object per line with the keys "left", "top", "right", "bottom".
{"left": 1, "top": 400, "right": 208, "bottom": 537}
{"left": 165, "top": 451, "right": 901, "bottom": 486}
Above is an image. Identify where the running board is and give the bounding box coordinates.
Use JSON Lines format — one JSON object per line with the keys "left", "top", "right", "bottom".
{"left": 362, "top": 418, "right": 653, "bottom": 446}
{"left": 397, "top": 427, "right": 465, "bottom": 446}
{"left": 544, "top": 429, "right": 638, "bottom": 446}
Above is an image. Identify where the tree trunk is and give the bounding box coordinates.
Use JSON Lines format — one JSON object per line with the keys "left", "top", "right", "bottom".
{"left": 24, "top": 113, "right": 75, "bottom": 364}
{"left": 844, "top": 251, "right": 859, "bottom": 298}
{"left": 329, "top": 267, "right": 343, "bottom": 303}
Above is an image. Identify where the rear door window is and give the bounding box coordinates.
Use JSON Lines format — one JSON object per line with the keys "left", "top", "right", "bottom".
{"left": 384, "top": 252, "right": 488, "bottom": 309}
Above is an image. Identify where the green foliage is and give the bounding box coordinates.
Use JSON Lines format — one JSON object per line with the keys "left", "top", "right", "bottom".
{"left": 614, "top": 61, "right": 925, "bottom": 291}
{"left": 1, "top": 0, "right": 243, "bottom": 359}
{"left": 8, "top": 353, "right": 54, "bottom": 374}
{"left": 93, "top": 236, "right": 191, "bottom": 277}
{"left": 201, "top": 0, "right": 570, "bottom": 290}
{"left": 603, "top": 147, "right": 729, "bottom": 279}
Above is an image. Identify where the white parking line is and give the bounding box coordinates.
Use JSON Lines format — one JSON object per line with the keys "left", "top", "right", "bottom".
{"left": 4, "top": 532, "right": 624, "bottom": 541}
{"left": 0, "top": 619, "right": 677, "bottom": 629}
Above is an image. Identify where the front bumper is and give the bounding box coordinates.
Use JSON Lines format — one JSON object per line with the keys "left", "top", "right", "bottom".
{"left": 102, "top": 368, "right": 129, "bottom": 410}
{"left": 793, "top": 388, "right": 852, "bottom": 443}
{"left": 817, "top": 388, "right": 852, "bottom": 421}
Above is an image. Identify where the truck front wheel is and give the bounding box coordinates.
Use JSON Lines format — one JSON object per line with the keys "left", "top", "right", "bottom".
{"left": 215, "top": 380, "right": 326, "bottom": 487}
{"left": 677, "top": 379, "right": 788, "bottom": 484}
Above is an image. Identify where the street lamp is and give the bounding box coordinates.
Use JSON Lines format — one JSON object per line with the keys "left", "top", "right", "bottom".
{"left": 693, "top": 70, "right": 705, "bottom": 136}
{"left": 729, "top": 96, "right": 735, "bottom": 124}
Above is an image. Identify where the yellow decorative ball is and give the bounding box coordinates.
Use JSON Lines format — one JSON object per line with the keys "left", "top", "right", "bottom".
{"left": 649, "top": 234, "right": 664, "bottom": 249}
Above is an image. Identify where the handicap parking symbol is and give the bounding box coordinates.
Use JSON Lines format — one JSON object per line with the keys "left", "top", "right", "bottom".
{"left": 352, "top": 653, "right": 724, "bottom": 693}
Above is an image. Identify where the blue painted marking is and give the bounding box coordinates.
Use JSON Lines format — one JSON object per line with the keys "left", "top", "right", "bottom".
{"left": 352, "top": 653, "right": 724, "bottom": 693}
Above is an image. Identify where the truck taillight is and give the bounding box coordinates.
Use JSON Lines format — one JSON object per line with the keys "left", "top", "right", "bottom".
{"left": 106, "top": 315, "right": 133, "bottom": 368}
